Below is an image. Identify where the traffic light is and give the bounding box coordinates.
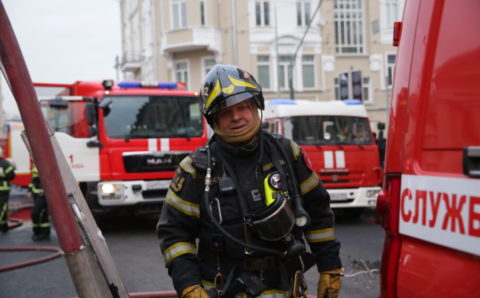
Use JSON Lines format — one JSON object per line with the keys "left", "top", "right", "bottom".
{"left": 339, "top": 72, "right": 349, "bottom": 100}
{"left": 351, "top": 70, "right": 363, "bottom": 101}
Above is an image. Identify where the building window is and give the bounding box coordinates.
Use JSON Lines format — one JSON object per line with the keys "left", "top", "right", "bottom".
{"left": 302, "top": 55, "right": 315, "bottom": 88}
{"left": 297, "top": 1, "right": 311, "bottom": 26}
{"left": 257, "top": 55, "right": 270, "bottom": 89}
{"left": 172, "top": 0, "right": 187, "bottom": 29}
{"left": 334, "top": 78, "right": 340, "bottom": 100}
{"left": 334, "top": 76, "right": 371, "bottom": 102}
{"left": 386, "top": 53, "right": 396, "bottom": 88}
{"left": 203, "top": 57, "right": 216, "bottom": 76}
{"left": 200, "top": 0, "right": 206, "bottom": 26}
{"left": 380, "top": 0, "right": 403, "bottom": 42}
{"left": 255, "top": 0, "right": 270, "bottom": 26}
{"left": 278, "top": 56, "right": 293, "bottom": 90}
{"left": 175, "top": 61, "right": 189, "bottom": 88}
{"left": 334, "top": 0, "right": 365, "bottom": 54}
{"left": 363, "top": 77, "right": 371, "bottom": 103}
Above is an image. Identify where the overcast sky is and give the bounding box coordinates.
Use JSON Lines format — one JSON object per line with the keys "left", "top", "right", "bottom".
{"left": 1, "top": 0, "right": 122, "bottom": 119}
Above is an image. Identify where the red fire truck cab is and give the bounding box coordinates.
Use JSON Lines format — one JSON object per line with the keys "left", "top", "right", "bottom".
{"left": 376, "top": 0, "right": 480, "bottom": 297}
{"left": 34, "top": 80, "right": 207, "bottom": 215}
{"left": 263, "top": 99, "right": 382, "bottom": 217}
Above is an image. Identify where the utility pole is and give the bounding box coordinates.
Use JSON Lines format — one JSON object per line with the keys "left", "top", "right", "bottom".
{"left": 114, "top": 55, "right": 121, "bottom": 81}
{"left": 275, "top": 4, "right": 281, "bottom": 97}
{"left": 231, "top": 0, "right": 238, "bottom": 65}
{"left": 289, "top": 0, "right": 323, "bottom": 100}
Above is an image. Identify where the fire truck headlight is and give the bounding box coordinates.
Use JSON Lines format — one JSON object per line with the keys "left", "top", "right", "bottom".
{"left": 98, "top": 183, "right": 124, "bottom": 200}
{"left": 366, "top": 189, "right": 380, "bottom": 198}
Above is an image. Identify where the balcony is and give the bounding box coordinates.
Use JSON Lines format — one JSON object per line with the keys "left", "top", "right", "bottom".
{"left": 122, "top": 51, "right": 142, "bottom": 72}
{"left": 161, "top": 27, "right": 222, "bottom": 55}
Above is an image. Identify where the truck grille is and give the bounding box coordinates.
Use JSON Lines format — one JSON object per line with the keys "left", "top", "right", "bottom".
{"left": 142, "top": 189, "right": 168, "bottom": 199}
{"left": 319, "top": 169, "right": 350, "bottom": 183}
{"left": 123, "top": 152, "right": 190, "bottom": 173}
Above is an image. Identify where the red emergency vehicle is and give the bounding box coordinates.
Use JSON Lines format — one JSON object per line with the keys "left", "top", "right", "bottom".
{"left": 263, "top": 99, "right": 382, "bottom": 217}
{"left": 376, "top": 0, "right": 480, "bottom": 297}
{"left": 34, "top": 80, "right": 208, "bottom": 215}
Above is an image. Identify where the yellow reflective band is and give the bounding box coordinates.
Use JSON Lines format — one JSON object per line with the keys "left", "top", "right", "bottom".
{"left": 163, "top": 242, "right": 196, "bottom": 263}
{"left": 262, "top": 163, "right": 273, "bottom": 172}
{"left": 205, "top": 79, "right": 221, "bottom": 112}
{"left": 0, "top": 181, "right": 10, "bottom": 191}
{"left": 5, "top": 166, "right": 14, "bottom": 174}
{"left": 300, "top": 172, "right": 319, "bottom": 195}
{"left": 32, "top": 223, "right": 50, "bottom": 228}
{"left": 262, "top": 160, "right": 286, "bottom": 172}
{"left": 0, "top": 203, "right": 7, "bottom": 224}
{"left": 290, "top": 141, "right": 301, "bottom": 160}
{"left": 306, "top": 227, "right": 335, "bottom": 243}
{"left": 165, "top": 188, "right": 200, "bottom": 218}
{"left": 201, "top": 280, "right": 214, "bottom": 289}
{"left": 179, "top": 156, "right": 196, "bottom": 179}
{"left": 29, "top": 183, "right": 44, "bottom": 195}
{"left": 228, "top": 75, "right": 257, "bottom": 89}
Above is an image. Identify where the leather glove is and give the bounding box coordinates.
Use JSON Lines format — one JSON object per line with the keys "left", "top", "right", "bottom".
{"left": 317, "top": 268, "right": 344, "bottom": 298}
{"left": 181, "top": 285, "right": 210, "bottom": 298}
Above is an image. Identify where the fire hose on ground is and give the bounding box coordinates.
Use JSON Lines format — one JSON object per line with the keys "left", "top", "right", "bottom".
{"left": 0, "top": 217, "right": 62, "bottom": 273}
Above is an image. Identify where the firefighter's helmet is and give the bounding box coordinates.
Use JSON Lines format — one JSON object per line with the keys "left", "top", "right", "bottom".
{"left": 200, "top": 64, "right": 264, "bottom": 126}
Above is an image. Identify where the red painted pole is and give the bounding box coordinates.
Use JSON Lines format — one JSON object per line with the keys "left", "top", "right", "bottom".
{"left": 0, "top": 2, "right": 84, "bottom": 254}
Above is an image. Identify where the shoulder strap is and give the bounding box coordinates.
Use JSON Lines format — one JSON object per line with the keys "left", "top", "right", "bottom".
{"left": 192, "top": 138, "right": 218, "bottom": 172}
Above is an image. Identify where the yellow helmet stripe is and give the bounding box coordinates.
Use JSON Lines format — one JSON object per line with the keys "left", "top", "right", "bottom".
{"left": 205, "top": 79, "right": 221, "bottom": 111}
{"left": 228, "top": 75, "right": 257, "bottom": 89}
{"left": 222, "top": 84, "right": 235, "bottom": 94}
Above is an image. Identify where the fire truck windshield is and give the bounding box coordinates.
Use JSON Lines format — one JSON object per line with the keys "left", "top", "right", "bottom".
{"left": 102, "top": 95, "right": 203, "bottom": 139}
{"left": 285, "top": 116, "right": 373, "bottom": 146}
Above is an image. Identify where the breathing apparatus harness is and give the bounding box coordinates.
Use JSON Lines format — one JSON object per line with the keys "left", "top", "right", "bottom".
{"left": 202, "top": 132, "right": 314, "bottom": 297}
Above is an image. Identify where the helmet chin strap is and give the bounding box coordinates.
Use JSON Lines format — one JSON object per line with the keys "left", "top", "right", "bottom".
{"left": 214, "top": 105, "right": 261, "bottom": 145}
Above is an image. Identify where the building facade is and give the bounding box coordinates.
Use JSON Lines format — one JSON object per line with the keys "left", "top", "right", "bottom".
{"left": 120, "top": 0, "right": 404, "bottom": 129}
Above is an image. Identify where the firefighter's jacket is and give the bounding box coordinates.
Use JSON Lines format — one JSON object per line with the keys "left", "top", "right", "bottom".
{"left": 157, "top": 132, "right": 342, "bottom": 295}
{"left": 0, "top": 158, "right": 15, "bottom": 192}
{"left": 28, "top": 167, "right": 44, "bottom": 197}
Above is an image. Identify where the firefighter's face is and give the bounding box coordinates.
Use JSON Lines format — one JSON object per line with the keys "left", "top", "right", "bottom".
{"left": 214, "top": 100, "right": 255, "bottom": 134}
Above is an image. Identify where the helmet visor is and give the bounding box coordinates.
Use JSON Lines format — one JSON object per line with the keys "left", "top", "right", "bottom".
{"left": 209, "top": 92, "right": 259, "bottom": 116}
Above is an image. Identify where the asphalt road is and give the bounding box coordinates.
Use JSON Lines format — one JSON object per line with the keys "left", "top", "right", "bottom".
{"left": 0, "top": 207, "right": 384, "bottom": 298}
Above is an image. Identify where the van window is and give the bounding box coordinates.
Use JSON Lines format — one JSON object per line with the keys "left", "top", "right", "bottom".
{"left": 41, "top": 101, "right": 91, "bottom": 138}
{"left": 285, "top": 115, "right": 373, "bottom": 145}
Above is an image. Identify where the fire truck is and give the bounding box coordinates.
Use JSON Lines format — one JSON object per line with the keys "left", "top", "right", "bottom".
{"left": 376, "top": 0, "right": 480, "bottom": 297}
{"left": 263, "top": 99, "right": 382, "bottom": 217}
{"left": 33, "top": 80, "right": 208, "bottom": 215}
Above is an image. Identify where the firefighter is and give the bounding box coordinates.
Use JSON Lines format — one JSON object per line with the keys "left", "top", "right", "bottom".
{"left": 157, "top": 64, "right": 343, "bottom": 298}
{"left": 0, "top": 147, "right": 16, "bottom": 233}
{"left": 28, "top": 165, "right": 50, "bottom": 241}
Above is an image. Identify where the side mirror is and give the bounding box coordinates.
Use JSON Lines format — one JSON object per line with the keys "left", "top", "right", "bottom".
{"left": 86, "top": 102, "right": 96, "bottom": 126}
